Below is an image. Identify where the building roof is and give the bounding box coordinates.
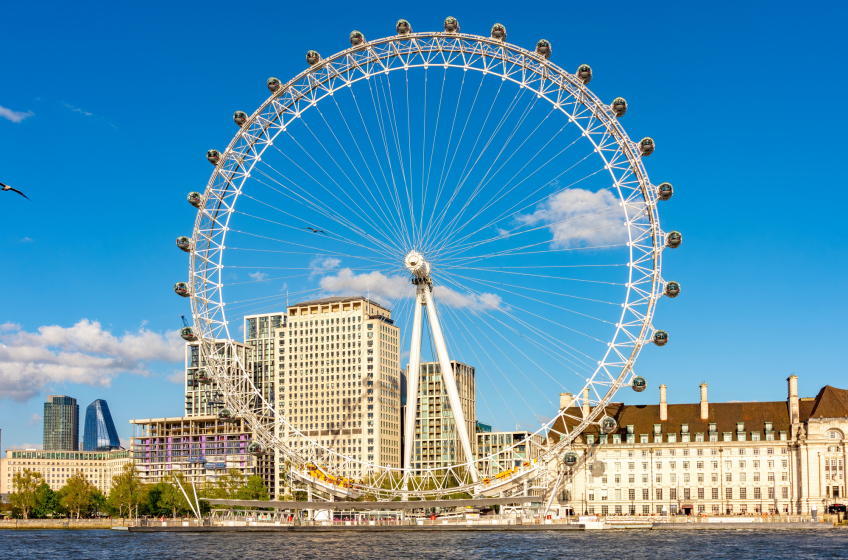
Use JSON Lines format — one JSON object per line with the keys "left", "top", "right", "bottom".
{"left": 289, "top": 295, "right": 388, "bottom": 312}
{"left": 807, "top": 385, "right": 848, "bottom": 419}
{"left": 550, "top": 384, "right": 848, "bottom": 444}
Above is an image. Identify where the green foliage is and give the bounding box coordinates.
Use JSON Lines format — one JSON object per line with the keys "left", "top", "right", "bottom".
{"left": 108, "top": 463, "right": 147, "bottom": 518}
{"left": 9, "top": 469, "right": 44, "bottom": 519}
{"left": 59, "top": 473, "right": 96, "bottom": 519}
{"left": 30, "top": 483, "right": 59, "bottom": 519}
{"left": 237, "top": 475, "right": 269, "bottom": 501}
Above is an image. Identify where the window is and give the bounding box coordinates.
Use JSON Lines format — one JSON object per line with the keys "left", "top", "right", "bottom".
{"left": 723, "top": 432, "right": 733, "bottom": 442}
{"left": 642, "top": 488, "right": 649, "bottom": 500}
{"left": 684, "top": 488, "right": 691, "bottom": 500}
{"left": 668, "top": 434, "right": 677, "bottom": 443}
{"left": 615, "top": 506, "right": 622, "bottom": 514}
{"left": 711, "top": 488, "right": 719, "bottom": 500}
{"left": 588, "top": 491, "right": 595, "bottom": 501}
{"left": 697, "top": 461, "right": 704, "bottom": 469}
{"left": 754, "top": 487, "right": 761, "bottom": 499}
{"left": 827, "top": 430, "right": 841, "bottom": 440}
{"left": 725, "top": 472, "right": 732, "bottom": 482}
{"left": 656, "top": 462, "right": 662, "bottom": 470}
{"left": 601, "top": 506, "right": 608, "bottom": 515}
{"left": 754, "top": 472, "right": 760, "bottom": 482}
{"left": 684, "top": 473, "right": 690, "bottom": 483}
{"left": 683, "top": 461, "right": 690, "bottom": 470}
{"left": 697, "top": 487, "right": 705, "bottom": 499}
{"left": 670, "top": 488, "right": 677, "bottom": 500}
{"left": 695, "top": 433, "right": 704, "bottom": 443}
{"left": 670, "top": 461, "right": 677, "bottom": 470}
{"left": 711, "top": 461, "right": 718, "bottom": 469}
{"left": 628, "top": 489, "right": 635, "bottom": 500}
{"left": 711, "top": 473, "right": 718, "bottom": 483}
{"left": 768, "top": 487, "right": 775, "bottom": 499}
{"left": 642, "top": 505, "right": 650, "bottom": 515}
{"left": 782, "top": 487, "right": 788, "bottom": 499}
{"left": 768, "top": 472, "right": 775, "bottom": 482}
{"left": 656, "top": 473, "right": 662, "bottom": 483}
{"left": 642, "top": 462, "right": 648, "bottom": 470}
{"left": 697, "top": 473, "right": 704, "bottom": 483}
{"left": 640, "top": 434, "right": 648, "bottom": 444}
{"left": 642, "top": 473, "right": 649, "bottom": 483}
{"left": 656, "top": 488, "right": 663, "bottom": 500}
{"left": 614, "top": 489, "right": 621, "bottom": 500}
{"left": 670, "top": 473, "right": 677, "bottom": 483}
{"left": 628, "top": 462, "right": 635, "bottom": 471}
{"left": 740, "top": 487, "right": 747, "bottom": 499}
{"left": 740, "top": 473, "right": 746, "bottom": 483}
{"left": 628, "top": 474, "right": 635, "bottom": 483}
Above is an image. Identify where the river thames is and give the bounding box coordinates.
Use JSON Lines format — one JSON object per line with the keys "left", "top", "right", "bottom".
{"left": 2, "top": 529, "right": 846, "bottom": 559}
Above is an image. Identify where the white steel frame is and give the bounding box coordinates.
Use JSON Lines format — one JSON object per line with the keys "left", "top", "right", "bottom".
{"left": 188, "top": 29, "right": 672, "bottom": 500}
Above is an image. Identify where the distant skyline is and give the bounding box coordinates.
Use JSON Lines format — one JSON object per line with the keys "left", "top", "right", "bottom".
{"left": 1, "top": 1, "right": 846, "bottom": 452}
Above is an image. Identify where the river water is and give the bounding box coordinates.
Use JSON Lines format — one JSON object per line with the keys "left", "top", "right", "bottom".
{"left": 2, "top": 529, "right": 846, "bottom": 559}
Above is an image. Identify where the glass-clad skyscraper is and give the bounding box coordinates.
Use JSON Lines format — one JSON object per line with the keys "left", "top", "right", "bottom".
{"left": 83, "top": 399, "right": 121, "bottom": 451}
{"left": 44, "top": 395, "right": 79, "bottom": 451}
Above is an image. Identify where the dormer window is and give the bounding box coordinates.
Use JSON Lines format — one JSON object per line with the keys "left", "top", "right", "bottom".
{"left": 736, "top": 422, "right": 745, "bottom": 432}
{"left": 765, "top": 422, "right": 774, "bottom": 432}
{"left": 654, "top": 424, "right": 662, "bottom": 435}
{"left": 709, "top": 423, "right": 717, "bottom": 433}
{"left": 681, "top": 424, "right": 689, "bottom": 434}
{"left": 627, "top": 425, "right": 635, "bottom": 435}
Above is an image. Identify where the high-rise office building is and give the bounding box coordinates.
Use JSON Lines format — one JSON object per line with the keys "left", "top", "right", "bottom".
{"left": 184, "top": 339, "right": 253, "bottom": 417}
{"left": 410, "top": 360, "right": 476, "bottom": 472}
{"left": 275, "top": 296, "right": 401, "bottom": 493}
{"left": 83, "top": 399, "right": 121, "bottom": 451}
{"left": 43, "top": 395, "right": 79, "bottom": 451}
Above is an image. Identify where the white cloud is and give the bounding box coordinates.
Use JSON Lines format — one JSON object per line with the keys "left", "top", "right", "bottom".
{"left": 516, "top": 188, "right": 627, "bottom": 248}
{"left": 319, "top": 268, "right": 409, "bottom": 305}
{"left": 0, "top": 319, "right": 185, "bottom": 402}
{"left": 319, "top": 268, "right": 502, "bottom": 310}
{"left": 248, "top": 271, "right": 268, "bottom": 282}
{"left": 20, "top": 237, "right": 34, "bottom": 243}
{"left": 309, "top": 257, "right": 341, "bottom": 277}
{"left": 62, "top": 102, "right": 93, "bottom": 117}
{"left": 27, "top": 413, "right": 43, "bottom": 426}
{"left": 166, "top": 370, "right": 184, "bottom": 384}
{"left": 6, "top": 443, "right": 43, "bottom": 450}
{"left": 0, "top": 105, "right": 34, "bottom": 123}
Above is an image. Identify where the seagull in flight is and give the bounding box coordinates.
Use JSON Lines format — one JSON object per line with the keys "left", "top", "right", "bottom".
{"left": 303, "top": 227, "right": 327, "bottom": 235}
{"left": 0, "top": 182, "right": 29, "bottom": 200}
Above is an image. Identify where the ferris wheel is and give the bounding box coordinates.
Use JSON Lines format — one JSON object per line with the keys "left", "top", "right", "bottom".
{"left": 176, "top": 17, "right": 682, "bottom": 500}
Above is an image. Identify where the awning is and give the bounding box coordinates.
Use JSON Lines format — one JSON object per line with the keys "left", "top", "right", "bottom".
{"left": 681, "top": 504, "right": 694, "bottom": 509}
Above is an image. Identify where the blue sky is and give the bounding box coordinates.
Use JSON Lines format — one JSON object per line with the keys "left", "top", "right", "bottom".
{"left": 1, "top": 0, "right": 846, "bottom": 452}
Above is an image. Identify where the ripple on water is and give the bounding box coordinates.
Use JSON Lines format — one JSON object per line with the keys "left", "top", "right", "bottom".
{"left": 1, "top": 529, "right": 847, "bottom": 560}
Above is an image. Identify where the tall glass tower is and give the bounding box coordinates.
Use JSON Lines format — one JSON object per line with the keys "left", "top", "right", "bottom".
{"left": 82, "top": 399, "right": 121, "bottom": 451}
{"left": 44, "top": 395, "right": 79, "bottom": 451}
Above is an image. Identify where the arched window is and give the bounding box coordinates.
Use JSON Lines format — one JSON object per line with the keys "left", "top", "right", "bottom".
{"left": 826, "top": 430, "right": 842, "bottom": 440}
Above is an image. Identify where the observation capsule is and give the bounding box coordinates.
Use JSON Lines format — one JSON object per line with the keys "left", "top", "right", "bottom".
{"left": 639, "top": 137, "right": 655, "bottom": 157}
{"left": 195, "top": 369, "right": 212, "bottom": 384}
{"left": 176, "top": 236, "right": 191, "bottom": 253}
{"left": 653, "top": 330, "right": 669, "bottom": 347}
{"left": 267, "top": 77, "right": 282, "bottom": 93}
{"left": 396, "top": 19, "right": 412, "bottom": 35}
{"left": 564, "top": 451, "right": 579, "bottom": 467}
{"left": 664, "top": 281, "right": 681, "bottom": 298}
{"left": 443, "top": 16, "right": 459, "bottom": 33}
{"left": 180, "top": 326, "right": 197, "bottom": 342}
{"left": 248, "top": 441, "right": 264, "bottom": 456}
{"left": 207, "top": 149, "right": 222, "bottom": 166}
{"left": 611, "top": 97, "right": 627, "bottom": 117}
{"left": 174, "top": 282, "right": 191, "bottom": 297}
{"left": 535, "top": 39, "right": 552, "bottom": 59}
{"left": 631, "top": 376, "right": 647, "bottom": 392}
{"left": 349, "top": 30, "right": 365, "bottom": 46}
{"left": 576, "top": 64, "right": 593, "bottom": 84}
{"left": 218, "top": 408, "right": 236, "bottom": 422}
{"left": 656, "top": 182, "right": 673, "bottom": 201}
{"left": 187, "top": 192, "right": 202, "bottom": 209}
{"left": 665, "top": 231, "right": 682, "bottom": 249}
{"left": 233, "top": 111, "right": 248, "bottom": 127}
{"left": 306, "top": 50, "right": 321, "bottom": 66}
{"left": 600, "top": 416, "right": 617, "bottom": 434}
{"left": 491, "top": 23, "right": 507, "bottom": 42}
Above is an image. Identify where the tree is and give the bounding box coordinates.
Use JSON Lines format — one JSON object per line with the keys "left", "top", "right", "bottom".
{"left": 60, "top": 473, "right": 96, "bottom": 519}
{"left": 212, "top": 469, "right": 246, "bottom": 499}
{"left": 87, "top": 489, "right": 108, "bottom": 518}
{"left": 237, "top": 475, "right": 269, "bottom": 501}
{"left": 108, "top": 463, "right": 147, "bottom": 518}
{"left": 9, "top": 469, "right": 44, "bottom": 519}
{"left": 157, "top": 473, "right": 192, "bottom": 518}
{"left": 31, "top": 483, "right": 59, "bottom": 519}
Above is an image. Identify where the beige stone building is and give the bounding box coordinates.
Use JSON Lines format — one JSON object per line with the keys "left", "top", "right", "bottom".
{"left": 1, "top": 449, "right": 132, "bottom": 495}
{"left": 548, "top": 375, "right": 846, "bottom": 516}
{"left": 275, "top": 296, "right": 401, "bottom": 495}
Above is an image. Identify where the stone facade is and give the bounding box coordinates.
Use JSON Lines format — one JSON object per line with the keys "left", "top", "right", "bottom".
{"left": 549, "top": 376, "right": 846, "bottom": 516}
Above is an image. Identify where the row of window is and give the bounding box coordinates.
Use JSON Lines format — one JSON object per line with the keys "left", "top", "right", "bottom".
{"left": 588, "top": 486, "right": 789, "bottom": 501}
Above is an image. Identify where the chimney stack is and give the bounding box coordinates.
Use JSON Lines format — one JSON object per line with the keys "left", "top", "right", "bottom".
{"left": 559, "top": 392, "right": 573, "bottom": 410}
{"left": 659, "top": 384, "right": 668, "bottom": 421}
{"left": 700, "top": 383, "right": 709, "bottom": 420}
{"left": 582, "top": 387, "right": 590, "bottom": 417}
{"left": 788, "top": 375, "right": 799, "bottom": 424}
